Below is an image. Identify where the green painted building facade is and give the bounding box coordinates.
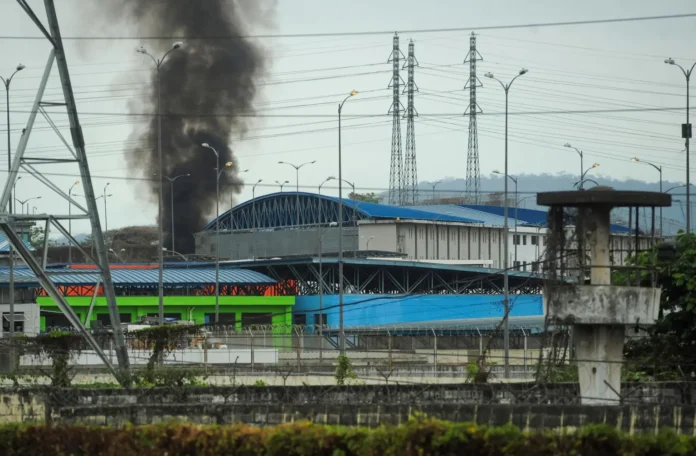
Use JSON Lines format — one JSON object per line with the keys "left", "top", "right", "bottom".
{"left": 37, "top": 296, "right": 294, "bottom": 330}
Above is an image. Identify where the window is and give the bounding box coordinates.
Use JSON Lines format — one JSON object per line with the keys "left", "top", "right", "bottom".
{"left": 314, "top": 314, "right": 328, "bottom": 326}
{"left": 513, "top": 261, "right": 521, "bottom": 269}
{"left": 531, "top": 235, "right": 538, "bottom": 245}
{"left": 532, "top": 262, "right": 539, "bottom": 272}
{"left": 96, "top": 313, "right": 132, "bottom": 326}
{"left": 2, "top": 312, "right": 25, "bottom": 333}
{"left": 204, "top": 313, "right": 236, "bottom": 325}
{"left": 242, "top": 313, "right": 273, "bottom": 327}
{"left": 523, "top": 235, "right": 527, "bottom": 245}
{"left": 293, "top": 314, "right": 307, "bottom": 326}
{"left": 542, "top": 236, "right": 546, "bottom": 246}
{"left": 513, "top": 234, "right": 520, "bottom": 245}
{"left": 522, "top": 261, "right": 527, "bottom": 271}
{"left": 44, "top": 313, "right": 72, "bottom": 330}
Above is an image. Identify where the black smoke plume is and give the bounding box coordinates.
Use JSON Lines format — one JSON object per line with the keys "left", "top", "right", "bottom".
{"left": 105, "top": 0, "right": 271, "bottom": 253}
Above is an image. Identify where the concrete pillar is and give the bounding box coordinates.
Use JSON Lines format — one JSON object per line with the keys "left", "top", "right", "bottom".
{"left": 575, "top": 206, "right": 624, "bottom": 405}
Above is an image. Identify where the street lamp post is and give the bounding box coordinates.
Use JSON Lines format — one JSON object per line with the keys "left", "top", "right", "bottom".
{"left": 1, "top": 64, "right": 24, "bottom": 343}
{"left": 16, "top": 196, "right": 42, "bottom": 215}
{"left": 202, "top": 143, "right": 232, "bottom": 324}
{"left": 318, "top": 221, "right": 338, "bottom": 362}
{"left": 337, "top": 90, "right": 358, "bottom": 355}
{"left": 564, "top": 143, "right": 584, "bottom": 183}
{"left": 279, "top": 160, "right": 316, "bottom": 227}
{"left": 485, "top": 68, "right": 528, "bottom": 379}
{"left": 137, "top": 41, "right": 183, "bottom": 326}
{"left": 103, "top": 183, "right": 111, "bottom": 246}
{"left": 631, "top": 157, "right": 663, "bottom": 235}
{"left": 252, "top": 179, "right": 263, "bottom": 259}
{"left": 1, "top": 63, "right": 25, "bottom": 216}
{"left": 664, "top": 58, "right": 695, "bottom": 233}
{"left": 275, "top": 180, "right": 289, "bottom": 192}
{"left": 68, "top": 180, "right": 79, "bottom": 265}
{"left": 494, "top": 170, "right": 519, "bottom": 267}
{"left": 162, "top": 173, "right": 190, "bottom": 252}
{"left": 577, "top": 163, "right": 600, "bottom": 189}
{"left": 429, "top": 180, "right": 443, "bottom": 202}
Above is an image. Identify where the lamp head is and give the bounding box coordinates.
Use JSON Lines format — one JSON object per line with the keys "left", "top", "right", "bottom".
{"left": 592, "top": 163, "right": 600, "bottom": 168}
{"left": 201, "top": 142, "right": 210, "bottom": 148}
{"left": 74, "top": 180, "right": 79, "bottom": 185}
{"left": 241, "top": 169, "right": 249, "bottom": 173}
{"left": 564, "top": 143, "right": 571, "bottom": 148}
{"left": 257, "top": 179, "right": 263, "bottom": 183}
{"left": 665, "top": 58, "right": 675, "bottom": 65}
{"left": 310, "top": 160, "right": 316, "bottom": 164}
{"left": 172, "top": 42, "right": 183, "bottom": 50}
{"left": 37, "top": 196, "right": 42, "bottom": 200}
{"left": 225, "top": 162, "right": 232, "bottom": 168}
{"left": 519, "top": 68, "right": 528, "bottom": 75}
{"left": 135, "top": 46, "right": 147, "bottom": 54}
{"left": 284, "top": 180, "right": 289, "bottom": 184}
{"left": 350, "top": 90, "right": 358, "bottom": 96}
{"left": 186, "top": 173, "right": 191, "bottom": 176}
{"left": 278, "top": 161, "right": 285, "bottom": 164}
{"left": 329, "top": 222, "right": 338, "bottom": 227}
{"left": 16, "top": 64, "right": 25, "bottom": 71}
{"left": 631, "top": 157, "right": 639, "bottom": 162}
{"left": 484, "top": 72, "right": 494, "bottom": 79}
{"left": 492, "top": 170, "right": 502, "bottom": 175}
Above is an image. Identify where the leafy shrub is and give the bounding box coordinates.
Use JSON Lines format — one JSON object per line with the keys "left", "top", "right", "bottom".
{"left": 1, "top": 419, "right": 696, "bottom": 455}
{"left": 335, "top": 355, "right": 357, "bottom": 385}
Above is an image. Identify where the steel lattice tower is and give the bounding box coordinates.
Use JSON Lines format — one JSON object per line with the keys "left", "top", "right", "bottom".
{"left": 388, "top": 32, "right": 406, "bottom": 206}
{"left": 464, "top": 32, "right": 483, "bottom": 204}
{"left": 402, "top": 39, "right": 419, "bottom": 205}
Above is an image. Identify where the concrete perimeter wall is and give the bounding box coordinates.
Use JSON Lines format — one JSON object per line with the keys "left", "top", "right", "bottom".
{"left": 2, "top": 383, "right": 696, "bottom": 433}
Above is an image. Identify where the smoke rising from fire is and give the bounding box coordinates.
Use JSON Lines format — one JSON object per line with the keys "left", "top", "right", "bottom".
{"left": 103, "top": 0, "right": 271, "bottom": 253}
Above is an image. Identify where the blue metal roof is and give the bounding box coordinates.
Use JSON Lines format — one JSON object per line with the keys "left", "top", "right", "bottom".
{"left": 413, "top": 205, "right": 524, "bottom": 227}
{"left": 459, "top": 204, "right": 629, "bottom": 233}
{"left": 0, "top": 234, "right": 35, "bottom": 253}
{"left": 204, "top": 192, "right": 483, "bottom": 231}
{"left": 0, "top": 268, "right": 276, "bottom": 287}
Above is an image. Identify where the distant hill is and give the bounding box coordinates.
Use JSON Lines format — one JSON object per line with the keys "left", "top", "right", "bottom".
{"left": 399, "top": 172, "right": 688, "bottom": 235}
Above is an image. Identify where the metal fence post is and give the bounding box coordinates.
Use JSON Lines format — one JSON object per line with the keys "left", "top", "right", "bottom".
{"left": 477, "top": 328, "right": 482, "bottom": 356}
{"left": 248, "top": 327, "right": 255, "bottom": 372}
{"left": 387, "top": 330, "right": 393, "bottom": 371}
{"left": 432, "top": 328, "right": 438, "bottom": 373}
{"left": 522, "top": 329, "right": 528, "bottom": 371}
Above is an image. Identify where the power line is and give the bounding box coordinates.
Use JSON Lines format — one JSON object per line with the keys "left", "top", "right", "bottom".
{"left": 2, "top": 13, "right": 695, "bottom": 39}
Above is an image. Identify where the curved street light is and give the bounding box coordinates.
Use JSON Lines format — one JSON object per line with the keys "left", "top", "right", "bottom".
{"left": 202, "top": 142, "right": 232, "bottom": 324}
{"left": 136, "top": 41, "right": 183, "bottom": 326}
{"left": 665, "top": 57, "right": 696, "bottom": 233}
{"left": 564, "top": 143, "right": 584, "bottom": 182}
{"left": 484, "top": 68, "right": 528, "bottom": 379}
{"left": 160, "top": 173, "right": 191, "bottom": 252}
{"left": 631, "top": 157, "right": 664, "bottom": 235}
{"left": 337, "top": 89, "right": 358, "bottom": 355}
{"left": 68, "top": 180, "right": 80, "bottom": 265}
{"left": 275, "top": 180, "right": 290, "bottom": 192}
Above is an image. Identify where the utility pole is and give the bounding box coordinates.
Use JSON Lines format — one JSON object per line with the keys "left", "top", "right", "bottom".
{"left": 464, "top": 32, "right": 483, "bottom": 204}
{"left": 388, "top": 32, "right": 406, "bottom": 206}
{"left": 402, "top": 39, "right": 419, "bottom": 205}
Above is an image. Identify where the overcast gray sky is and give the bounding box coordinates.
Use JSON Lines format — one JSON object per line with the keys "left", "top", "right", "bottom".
{"left": 1, "top": 0, "right": 694, "bottom": 236}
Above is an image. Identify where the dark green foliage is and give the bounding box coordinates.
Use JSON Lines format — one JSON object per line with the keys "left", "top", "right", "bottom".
{"left": 132, "top": 325, "right": 202, "bottom": 384}
{"left": 616, "top": 232, "right": 696, "bottom": 378}
{"left": 335, "top": 355, "right": 357, "bottom": 385}
{"left": 23, "top": 331, "right": 84, "bottom": 387}
{"left": 1, "top": 419, "right": 696, "bottom": 455}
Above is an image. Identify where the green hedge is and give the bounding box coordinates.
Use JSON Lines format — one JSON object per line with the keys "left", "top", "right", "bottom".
{"left": 1, "top": 418, "right": 695, "bottom": 455}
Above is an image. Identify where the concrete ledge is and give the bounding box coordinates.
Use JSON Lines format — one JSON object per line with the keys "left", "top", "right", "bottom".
{"left": 546, "top": 285, "right": 661, "bottom": 325}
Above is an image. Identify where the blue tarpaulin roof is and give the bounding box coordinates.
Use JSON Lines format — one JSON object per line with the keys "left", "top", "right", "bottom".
{"left": 0, "top": 234, "right": 35, "bottom": 253}
{"left": 0, "top": 268, "right": 276, "bottom": 287}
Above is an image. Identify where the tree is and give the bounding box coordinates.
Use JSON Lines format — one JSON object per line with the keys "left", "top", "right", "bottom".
{"left": 349, "top": 192, "right": 380, "bottom": 203}
{"left": 29, "top": 226, "right": 54, "bottom": 249}
{"left": 616, "top": 232, "right": 696, "bottom": 377}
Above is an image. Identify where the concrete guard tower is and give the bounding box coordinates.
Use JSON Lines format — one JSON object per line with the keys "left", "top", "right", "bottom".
{"left": 537, "top": 187, "right": 670, "bottom": 405}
